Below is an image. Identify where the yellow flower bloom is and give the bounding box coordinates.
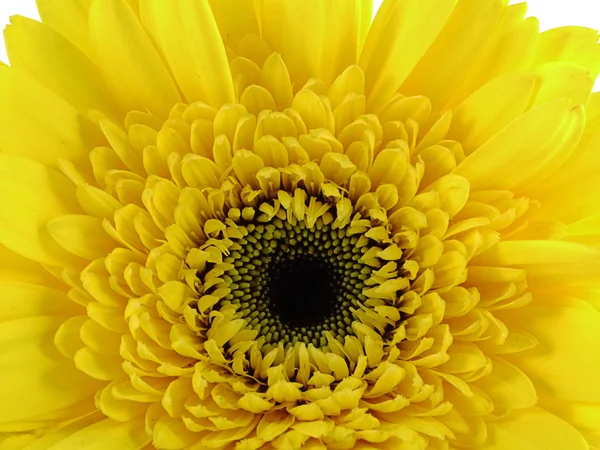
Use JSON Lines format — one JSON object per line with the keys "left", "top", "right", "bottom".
{"left": 1, "top": 0, "right": 600, "bottom": 449}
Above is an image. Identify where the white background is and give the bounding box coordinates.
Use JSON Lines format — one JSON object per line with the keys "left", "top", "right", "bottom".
{"left": 1, "top": 0, "right": 600, "bottom": 89}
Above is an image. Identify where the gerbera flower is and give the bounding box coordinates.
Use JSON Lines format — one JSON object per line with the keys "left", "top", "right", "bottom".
{"left": 1, "top": 0, "right": 600, "bottom": 448}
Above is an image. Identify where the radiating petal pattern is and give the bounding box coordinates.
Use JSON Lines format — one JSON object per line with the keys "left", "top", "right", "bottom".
{"left": 1, "top": 0, "right": 599, "bottom": 449}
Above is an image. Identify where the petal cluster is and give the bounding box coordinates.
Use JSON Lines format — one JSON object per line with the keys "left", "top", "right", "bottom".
{"left": 1, "top": 1, "right": 600, "bottom": 450}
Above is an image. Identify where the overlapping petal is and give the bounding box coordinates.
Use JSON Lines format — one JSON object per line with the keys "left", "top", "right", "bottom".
{"left": 0, "top": 0, "right": 598, "bottom": 448}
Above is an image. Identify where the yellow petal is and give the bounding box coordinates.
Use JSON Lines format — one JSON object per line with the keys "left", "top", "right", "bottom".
{"left": 181, "top": 154, "right": 221, "bottom": 189}
{"left": 5, "top": 16, "right": 121, "bottom": 121}
{"left": 89, "top": 0, "right": 181, "bottom": 118}
{"left": 158, "top": 281, "right": 196, "bottom": 314}
{"left": 47, "top": 215, "right": 119, "bottom": 260}
{"left": 519, "top": 104, "right": 585, "bottom": 193}
{"left": 0, "top": 244, "right": 64, "bottom": 287}
{"left": 320, "top": 153, "right": 356, "bottom": 186}
{"left": 287, "top": 403, "right": 324, "bottom": 421}
{"left": 257, "top": 411, "right": 295, "bottom": 441}
{"left": 238, "top": 393, "right": 273, "bottom": 414}
{"left": 54, "top": 316, "right": 87, "bottom": 359}
{"left": 447, "top": 3, "right": 539, "bottom": 108}
{"left": 259, "top": 0, "right": 363, "bottom": 87}
{"left": 401, "top": 0, "right": 505, "bottom": 110}
{"left": 207, "top": 0, "right": 259, "bottom": 51}
{"left": 474, "top": 240, "right": 598, "bottom": 267}
{"left": 453, "top": 100, "right": 569, "bottom": 191}
{"left": 0, "top": 282, "right": 82, "bottom": 322}
{"left": 475, "top": 356, "right": 537, "bottom": 410}
{"left": 318, "top": 2, "right": 365, "bottom": 86}
{"left": 209, "top": 319, "right": 246, "bottom": 347}
{"left": 292, "top": 421, "right": 334, "bottom": 440}
{"left": 439, "top": 342, "right": 488, "bottom": 374}
{"left": 533, "top": 26, "right": 600, "bottom": 80}
{"left": 0, "top": 154, "right": 83, "bottom": 267}
{"left": 240, "top": 85, "right": 277, "bottom": 115}
{"left": 482, "top": 407, "right": 588, "bottom": 450}
{"left": 540, "top": 396, "right": 600, "bottom": 433}
{"left": 530, "top": 62, "right": 594, "bottom": 108}
{"left": 36, "top": 0, "right": 94, "bottom": 59}
{"left": 360, "top": 0, "right": 457, "bottom": 111}
{"left": 292, "top": 89, "right": 328, "bottom": 132}
{"left": 533, "top": 92, "right": 600, "bottom": 222}
{"left": 473, "top": 240, "right": 600, "bottom": 287}
{"left": 46, "top": 418, "right": 149, "bottom": 450}
{"left": 422, "top": 174, "right": 470, "bottom": 218}
{"left": 479, "top": 329, "right": 539, "bottom": 355}
{"left": 328, "top": 65, "right": 365, "bottom": 110}
{"left": 16, "top": 412, "right": 105, "bottom": 450}
{"left": 255, "top": 136, "right": 289, "bottom": 169}
{"left": 272, "top": 430, "right": 310, "bottom": 449}
{"left": 152, "top": 414, "right": 199, "bottom": 449}
{"left": 232, "top": 150, "right": 264, "bottom": 190}
{"left": 0, "top": 434, "right": 38, "bottom": 449}
{"left": 74, "top": 347, "right": 125, "bottom": 381}
{"left": 368, "top": 363, "right": 405, "bottom": 397}
{"left": 564, "top": 214, "right": 600, "bottom": 248}
{"left": 0, "top": 316, "right": 99, "bottom": 431}
{"left": 357, "top": 0, "right": 372, "bottom": 53}
{"left": 139, "top": 0, "right": 234, "bottom": 107}
{"left": 261, "top": 53, "right": 294, "bottom": 111}
{"left": 259, "top": 0, "right": 321, "bottom": 86}
{"left": 0, "top": 65, "right": 103, "bottom": 169}
{"left": 497, "top": 305, "right": 600, "bottom": 402}
{"left": 367, "top": 148, "right": 408, "bottom": 189}
{"left": 447, "top": 73, "right": 536, "bottom": 154}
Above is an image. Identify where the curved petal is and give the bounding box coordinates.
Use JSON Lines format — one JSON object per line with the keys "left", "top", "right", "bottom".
{"left": 0, "top": 434, "right": 39, "bottom": 449}
{"left": 564, "top": 214, "right": 600, "bottom": 248}
{"left": 47, "top": 215, "right": 119, "bottom": 261}
{"left": 447, "top": 73, "right": 536, "bottom": 154}
{"left": 0, "top": 65, "right": 104, "bottom": 170}
{"left": 5, "top": 16, "right": 122, "bottom": 121}
{"left": 474, "top": 356, "right": 537, "bottom": 410}
{"left": 0, "top": 244, "right": 65, "bottom": 288}
{"left": 319, "top": 1, "right": 371, "bottom": 86}
{"left": 540, "top": 396, "right": 600, "bottom": 432}
{"left": 259, "top": 0, "right": 365, "bottom": 87}
{"left": 472, "top": 240, "right": 600, "bottom": 267}
{"left": 446, "top": 3, "right": 539, "bottom": 108}
{"left": 360, "top": 0, "right": 457, "bottom": 111}
{"left": 518, "top": 103, "right": 585, "bottom": 193}
{"left": 533, "top": 26, "right": 600, "bottom": 79}
{"left": 45, "top": 418, "right": 150, "bottom": 450}
{"left": 89, "top": 0, "right": 181, "bottom": 118}
{"left": 20, "top": 412, "right": 105, "bottom": 450}
{"left": 0, "top": 154, "right": 85, "bottom": 267}
{"left": 533, "top": 92, "right": 600, "bottom": 222}
{"left": 529, "top": 62, "right": 594, "bottom": 108}
{"left": 400, "top": 0, "right": 506, "bottom": 110}
{"left": 36, "top": 0, "right": 94, "bottom": 60}
{"left": 0, "top": 282, "right": 83, "bottom": 322}
{"left": 482, "top": 407, "right": 588, "bottom": 450}
{"left": 496, "top": 305, "right": 600, "bottom": 402}
{"left": 139, "top": 0, "right": 235, "bottom": 107}
{"left": 472, "top": 240, "right": 600, "bottom": 288}
{"left": 453, "top": 100, "right": 570, "bottom": 191}
{"left": 0, "top": 316, "right": 101, "bottom": 431}
{"left": 207, "top": 0, "right": 259, "bottom": 52}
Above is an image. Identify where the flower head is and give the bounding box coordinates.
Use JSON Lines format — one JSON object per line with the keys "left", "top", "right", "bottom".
{"left": 1, "top": 0, "right": 600, "bottom": 449}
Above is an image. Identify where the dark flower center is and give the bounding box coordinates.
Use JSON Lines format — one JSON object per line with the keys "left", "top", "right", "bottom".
{"left": 267, "top": 252, "right": 339, "bottom": 329}
{"left": 220, "top": 218, "right": 373, "bottom": 348}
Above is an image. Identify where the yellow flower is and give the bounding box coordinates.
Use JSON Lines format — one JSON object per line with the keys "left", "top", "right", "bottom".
{"left": 1, "top": 0, "right": 600, "bottom": 449}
